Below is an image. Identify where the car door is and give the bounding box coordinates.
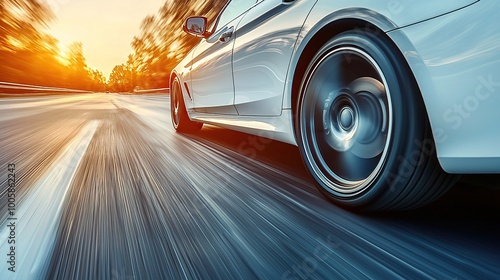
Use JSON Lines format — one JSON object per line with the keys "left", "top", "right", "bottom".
{"left": 190, "top": 0, "right": 257, "bottom": 114}
{"left": 233, "top": 0, "right": 317, "bottom": 116}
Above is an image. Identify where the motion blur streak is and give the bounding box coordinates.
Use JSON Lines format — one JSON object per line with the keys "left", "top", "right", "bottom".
{"left": 0, "top": 120, "right": 98, "bottom": 280}
{"left": 0, "top": 93, "right": 499, "bottom": 279}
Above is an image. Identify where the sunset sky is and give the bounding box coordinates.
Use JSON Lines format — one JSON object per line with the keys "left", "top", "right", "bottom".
{"left": 47, "top": 0, "right": 166, "bottom": 77}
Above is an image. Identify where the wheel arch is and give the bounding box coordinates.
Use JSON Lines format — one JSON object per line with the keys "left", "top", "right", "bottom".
{"left": 289, "top": 10, "right": 397, "bottom": 137}
{"left": 169, "top": 71, "right": 177, "bottom": 88}
{"left": 288, "top": 12, "right": 457, "bottom": 210}
{"left": 170, "top": 69, "right": 195, "bottom": 111}
{"left": 291, "top": 19, "right": 380, "bottom": 114}
{"left": 288, "top": 10, "right": 434, "bottom": 149}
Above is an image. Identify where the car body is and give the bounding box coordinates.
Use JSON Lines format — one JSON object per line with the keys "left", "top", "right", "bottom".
{"left": 171, "top": 0, "right": 500, "bottom": 211}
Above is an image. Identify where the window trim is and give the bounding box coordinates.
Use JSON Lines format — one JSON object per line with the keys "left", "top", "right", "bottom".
{"left": 209, "top": 0, "right": 260, "bottom": 34}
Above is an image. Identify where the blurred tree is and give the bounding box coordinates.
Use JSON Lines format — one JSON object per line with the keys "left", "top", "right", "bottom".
{"left": 88, "top": 69, "right": 107, "bottom": 92}
{"left": 108, "top": 0, "right": 227, "bottom": 92}
{"left": 0, "top": 0, "right": 54, "bottom": 86}
{"left": 66, "top": 42, "right": 91, "bottom": 89}
{"left": 0, "top": 0, "right": 106, "bottom": 93}
{"left": 109, "top": 64, "right": 130, "bottom": 92}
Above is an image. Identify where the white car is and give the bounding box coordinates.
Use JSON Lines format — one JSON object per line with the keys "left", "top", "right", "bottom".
{"left": 170, "top": 0, "right": 500, "bottom": 211}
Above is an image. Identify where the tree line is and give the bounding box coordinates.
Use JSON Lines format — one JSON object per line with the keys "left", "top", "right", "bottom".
{"left": 0, "top": 0, "right": 106, "bottom": 92}
{"left": 1, "top": 0, "right": 227, "bottom": 93}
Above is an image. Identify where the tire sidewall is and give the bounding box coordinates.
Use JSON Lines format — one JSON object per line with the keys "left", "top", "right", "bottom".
{"left": 297, "top": 31, "right": 426, "bottom": 210}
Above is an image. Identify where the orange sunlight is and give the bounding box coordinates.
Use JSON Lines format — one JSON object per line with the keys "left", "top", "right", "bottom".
{"left": 1, "top": 0, "right": 226, "bottom": 92}
{"left": 48, "top": 0, "right": 166, "bottom": 78}
{"left": 56, "top": 45, "right": 70, "bottom": 65}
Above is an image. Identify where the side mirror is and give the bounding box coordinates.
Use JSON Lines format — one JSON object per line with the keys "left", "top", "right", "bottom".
{"left": 183, "top": 16, "right": 209, "bottom": 38}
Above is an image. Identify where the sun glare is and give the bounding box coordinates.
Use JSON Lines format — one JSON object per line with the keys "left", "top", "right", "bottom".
{"left": 1, "top": 0, "right": 210, "bottom": 92}
{"left": 7, "top": 37, "right": 24, "bottom": 50}
{"left": 56, "top": 45, "right": 70, "bottom": 65}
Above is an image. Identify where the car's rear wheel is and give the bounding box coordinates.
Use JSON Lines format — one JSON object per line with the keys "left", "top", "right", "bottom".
{"left": 297, "top": 30, "right": 457, "bottom": 211}
{"left": 171, "top": 77, "right": 203, "bottom": 133}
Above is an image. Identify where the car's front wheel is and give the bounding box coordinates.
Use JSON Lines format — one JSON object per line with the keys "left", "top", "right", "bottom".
{"left": 297, "top": 31, "right": 457, "bottom": 211}
{"left": 171, "top": 77, "right": 203, "bottom": 133}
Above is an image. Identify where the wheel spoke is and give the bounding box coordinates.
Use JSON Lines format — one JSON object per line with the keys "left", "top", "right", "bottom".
{"left": 301, "top": 47, "right": 392, "bottom": 194}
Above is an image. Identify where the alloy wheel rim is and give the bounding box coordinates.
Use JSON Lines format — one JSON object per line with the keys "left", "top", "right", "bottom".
{"left": 301, "top": 47, "right": 393, "bottom": 195}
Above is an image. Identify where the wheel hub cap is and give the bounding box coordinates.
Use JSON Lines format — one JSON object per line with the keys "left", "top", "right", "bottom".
{"left": 339, "top": 107, "right": 354, "bottom": 130}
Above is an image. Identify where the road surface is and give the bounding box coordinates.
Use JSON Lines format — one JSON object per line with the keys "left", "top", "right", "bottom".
{"left": 0, "top": 93, "right": 499, "bottom": 279}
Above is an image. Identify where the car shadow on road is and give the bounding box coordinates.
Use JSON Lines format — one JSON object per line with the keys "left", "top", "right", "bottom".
{"left": 189, "top": 125, "right": 500, "bottom": 231}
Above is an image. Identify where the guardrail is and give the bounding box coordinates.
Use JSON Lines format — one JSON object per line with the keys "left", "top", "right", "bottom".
{"left": 0, "top": 82, "right": 170, "bottom": 94}
{"left": 0, "top": 82, "right": 92, "bottom": 93}
{"left": 134, "top": 88, "right": 170, "bottom": 94}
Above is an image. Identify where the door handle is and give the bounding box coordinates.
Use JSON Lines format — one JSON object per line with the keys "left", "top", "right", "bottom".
{"left": 219, "top": 27, "right": 234, "bottom": 43}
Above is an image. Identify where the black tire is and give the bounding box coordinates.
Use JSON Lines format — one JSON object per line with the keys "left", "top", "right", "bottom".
{"left": 296, "top": 30, "right": 457, "bottom": 211}
{"left": 171, "top": 77, "right": 203, "bottom": 133}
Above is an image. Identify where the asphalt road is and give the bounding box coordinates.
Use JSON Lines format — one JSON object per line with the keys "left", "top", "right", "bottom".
{"left": 0, "top": 93, "right": 499, "bottom": 279}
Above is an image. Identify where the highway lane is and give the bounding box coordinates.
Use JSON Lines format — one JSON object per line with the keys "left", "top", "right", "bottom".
{"left": 0, "top": 93, "right": 499, "bottom": 279}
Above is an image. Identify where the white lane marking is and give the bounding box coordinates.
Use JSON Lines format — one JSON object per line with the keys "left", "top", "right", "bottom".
{"left": 0, "top": 120, "right": 99, "bottom": 279}
{"left": 0, "top": 94, "right": 107, "bottom": 122}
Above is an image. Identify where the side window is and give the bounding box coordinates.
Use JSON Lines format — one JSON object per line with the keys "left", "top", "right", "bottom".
{"left": 215, "top": 0, "right": 257, "bottom": 31}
